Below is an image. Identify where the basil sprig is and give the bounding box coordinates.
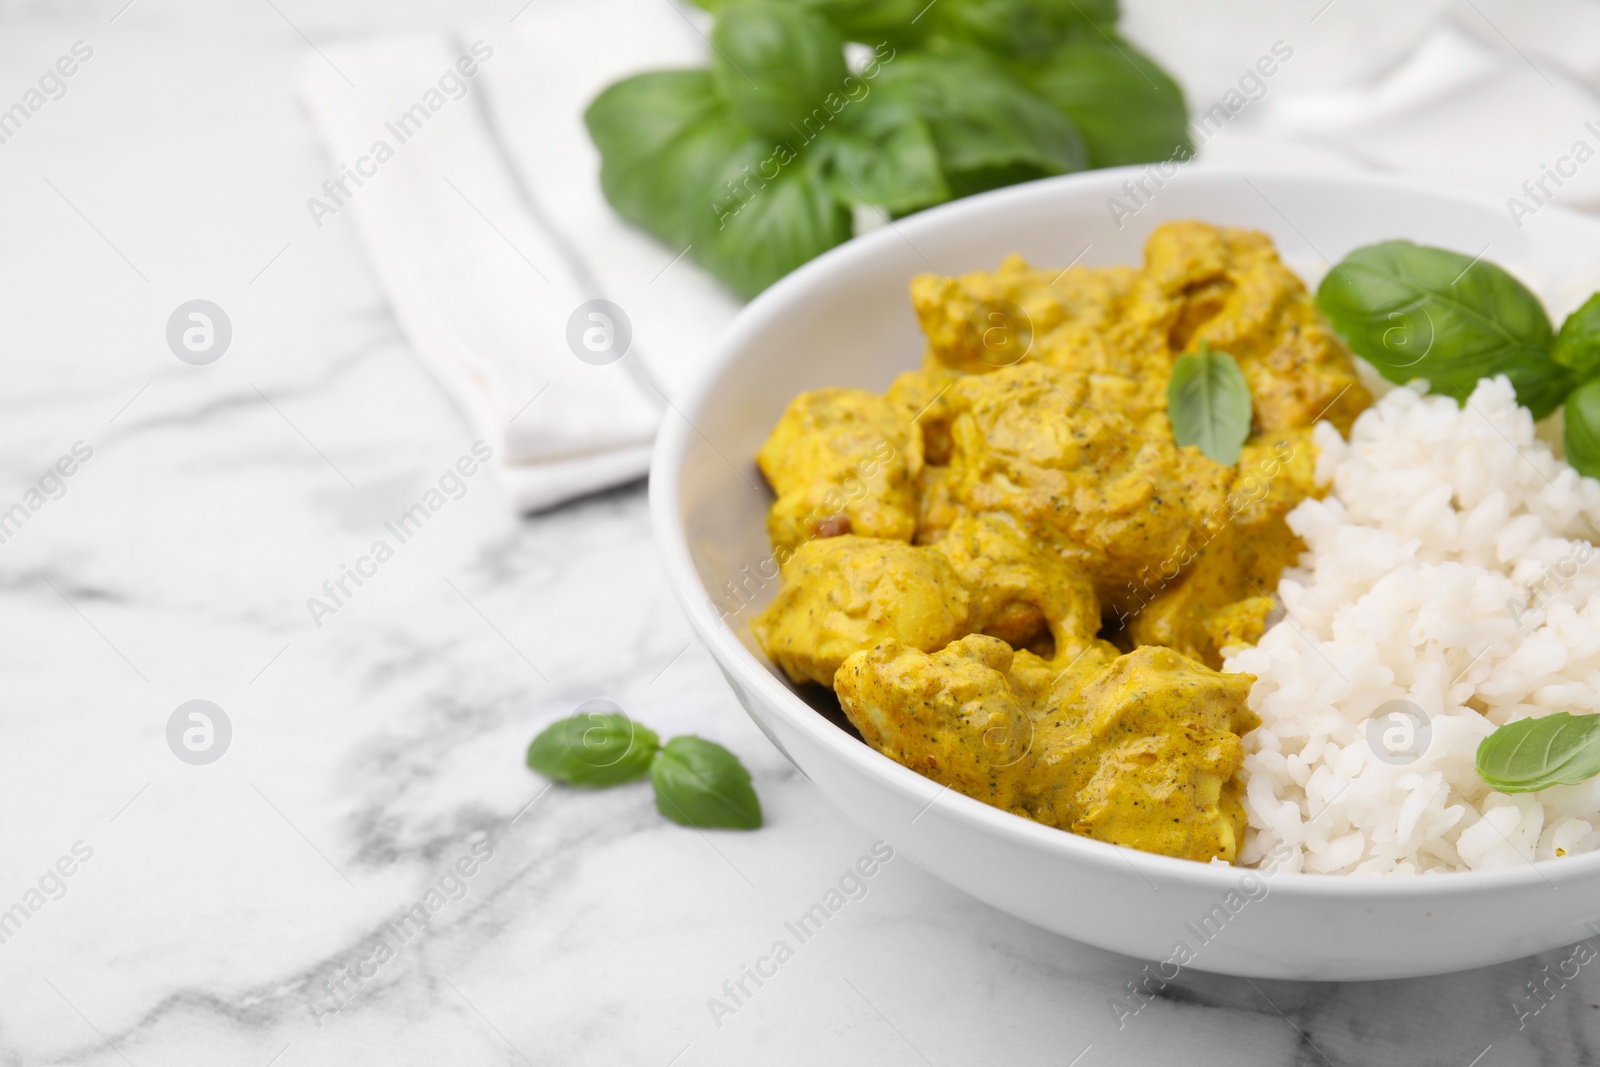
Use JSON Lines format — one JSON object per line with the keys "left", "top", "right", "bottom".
{"left": 1315, "top": 241, "right": 1576, "bottom": 420}
{"left": 1167, "top": 341, "right": 1252, "bottom": 465}
{"left": 526, "top": 709, "right": 660, "bottom": 787}
{"left": 527, "top": 707, "right": 762, "bottom": 830}
{"left": 651, "top": 737, "right": 764, "bottom": 830}
{"left": 1476, "top": 712, "right": 1600, "bottom": 793}
{"left": 586, "top": 0, "right": 1188, "bottom": 298}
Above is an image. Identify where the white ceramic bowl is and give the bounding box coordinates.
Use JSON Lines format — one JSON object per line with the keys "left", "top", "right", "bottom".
{"left": 649, "top": 164, "right": 1600, "bottom": 980}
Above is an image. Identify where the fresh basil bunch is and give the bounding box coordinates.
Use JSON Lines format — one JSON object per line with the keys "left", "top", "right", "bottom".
{"left": 586, "top": 0, "right": 1187, "bottom": 298}
{"left": 1313, "top": 241, "right": 1600, "bottom": 476}
{"left": 527, "top": 705, "right": 763, "bottom": 830}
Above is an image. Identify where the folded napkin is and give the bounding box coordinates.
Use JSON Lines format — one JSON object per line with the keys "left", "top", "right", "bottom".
{"left": 301, "top": 7, "right": 738, "bottom": 512}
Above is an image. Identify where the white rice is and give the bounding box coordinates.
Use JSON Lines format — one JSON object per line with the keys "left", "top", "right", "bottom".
{"left": 1226, "top": 376, "right": 1600, "bottom": 874}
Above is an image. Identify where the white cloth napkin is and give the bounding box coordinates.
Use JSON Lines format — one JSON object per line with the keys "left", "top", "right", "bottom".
{"left": 303, "top": 1, "right": 1600, "bottom": 512}
{"left": 300, "top": 9, "right": 737, "bottom": 513}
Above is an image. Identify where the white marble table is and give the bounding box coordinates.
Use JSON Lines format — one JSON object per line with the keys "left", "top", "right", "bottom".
{"left": 1, "top": 2, "right": 1594, "bottom": 1064}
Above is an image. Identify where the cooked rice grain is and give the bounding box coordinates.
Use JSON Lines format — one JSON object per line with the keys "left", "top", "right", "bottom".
{"left": 1226, "top": 376, "right": 1600, "bottom": 874}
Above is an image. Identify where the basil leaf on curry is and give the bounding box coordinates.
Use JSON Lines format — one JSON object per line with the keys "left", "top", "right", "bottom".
{"left": 1168, "top": 341, "right": 1252, "bottom": 466}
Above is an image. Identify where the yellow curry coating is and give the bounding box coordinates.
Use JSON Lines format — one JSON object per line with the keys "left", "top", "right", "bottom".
{"left": 1125, "top": 428, "right": 1317, "bottom": 666}
{"left": 836, "top": 639, "right": 1258, "bottom": 863}
{"left": 940, "top": 362, "right": 1233, "bottom": 593}
{"left": 756, "top": 388, "right": 922, "bottom": 557}
{"left": 750, "top": 536, "right": 970, "bottom": 688}
{"left": 752, "top": 221, "right": 1372, "bottom": 865}
{"left": 930, "top": 513, "right": 1101, "bottom": 657}
{"left": 912, "top": 220, "right": 1369, "bottom": 436}
{"left": 835, "top": 635, "right": 1035, "bottom": 810}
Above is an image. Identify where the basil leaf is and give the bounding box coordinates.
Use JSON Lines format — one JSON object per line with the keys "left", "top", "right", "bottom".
{"left": 1167, "top": 341, "right": 1251, "bottom": 465}
{"left": 1018, "top": 34, "right": 1191, "bottom": 168}
{"left": 588, "top": 72, "right": 849, "bottom": 298}
{"left": 697, "top": 149, "right": 851, "bottom": 299}
{"left": 1554, "top": 293, "right": 1600, "bottom": 381}
{"left": 651, "top": 736, "right": 763, "bottom": 829}
{"left": 527, "top": 708, "right": 661, "bottom": 787}
{"left": 796, "top": 0, "right": 934, "bottom": 46}
{"left": 1564, "top": 378, "right": 1600, "bottom": 479}
{"left": 584, "top": 70, "right": 743, "bottom": 248}
{"left": 815, "top": 97, "right": 949, "bottom": 215}
{"left": 875, "top": 51, "right": 1086, "bottom": 195}
{"left": 1475, "top": 712, "right": 1600, "bottom": 793}
{"left": 1316, "top": 241, "right": 1574, "bottom": 419}
{"left": 933, "top": 0, "right": 1118, "bottom": 58}
{"left": 712, "top": 2, "right": 849, "bottom": 140}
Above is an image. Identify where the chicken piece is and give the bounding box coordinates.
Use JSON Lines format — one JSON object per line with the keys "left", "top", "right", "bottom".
{"left": 914, "top": 464, "right": 966, "bottom": 545}
{"left": 1125, "top": 429, "right": 1316, "bottom": 666}
{"left": 757, "top": 388, "right": 922, "bottom": 557}
{"left": 929, "top": 513, "right": 1101, "bottom": 658}
{"left": 911, "top": 254, "right": 1141, "bottom": 377}
{"left": 836, "top": 635, "right": 1035, "bottom": 809}
{"left": 1144, "top": 221, "right": 1370, "bottom": 435}
{"left": 1026, "top": 645, "right": 1259, "bottom": 863}
{"left": 836, "top": 639, "right": 1259, "bottom": 863}
{"left": 751, "top": 536, "right": 970, "bottom": 687}
{"left": 942, "top": 362, "right": 1231, "bottom": 593}
{"left": 1006, "top": 640, "right": 1123, "bottom": 709}
{"left": 886, "top": 365, "right": 961, "bottom": 466}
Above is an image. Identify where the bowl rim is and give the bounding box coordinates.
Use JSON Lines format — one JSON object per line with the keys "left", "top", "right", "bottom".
{"left": 649, "top": 160, "right": 1600, "bottom": 899}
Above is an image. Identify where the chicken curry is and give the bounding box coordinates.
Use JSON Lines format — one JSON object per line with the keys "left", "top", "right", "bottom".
{"left": 751, "top": 221, "right": 1372, "bottom": 864}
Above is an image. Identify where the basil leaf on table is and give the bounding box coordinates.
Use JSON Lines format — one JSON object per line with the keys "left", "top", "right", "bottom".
{"left": 814, "top": 97, "right": 949, "bottom": 215}
{"left": 1554, "top": 293, "right": 1600, "bottom": 382}
{"left": 1315, "top": 241, "right": 1575, "bottom": 419}
{"left": 1564, "top": 378, "right": 1600, "bottom": 479}
{"left": 651, "top": 736, "right": 764, "bottom": 829}
{"left": 1167, "top": 341, "right": 1252, "bottom": 465}
{"left": 1476, "top": 712, "right": 1600, "bottom": 793}
{"left": 712, "top": 2, "right": 848, "bottom": 140}
{"left": 874, "top": 51, "right": 1087, "bottom": 197}
{"left": 1018, "top": 34, "right": 1191, "bottom": 168}
{"left": 584, "top": 70, "right": 742, "bottom": 248}
{"left": 527, "top": 712, "right": 661, "bottom": 787}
